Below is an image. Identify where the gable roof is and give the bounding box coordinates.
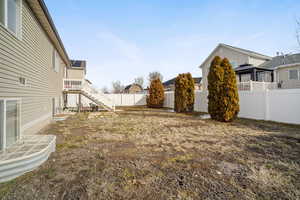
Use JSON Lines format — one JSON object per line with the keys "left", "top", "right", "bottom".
{"left": 163, "top": 77, "right": 202, "bottom": 87}
{"left": 124, "top": 83, "right": 143, "bottom": 90}
{"left": 199, "top": 43, "right": 271, "bottom": 68}
{"left": 259, "top": 53, "right": 300, "bottom": 69}
{"left": 220, "top": 43, "right": 272, "bottom": 60}
{"left": 26, "top": 0, "right": 70, "bottom": 65}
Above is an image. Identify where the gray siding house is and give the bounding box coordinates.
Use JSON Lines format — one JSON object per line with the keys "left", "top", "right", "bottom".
{"left": 259, "top": 53, "right": 300, "bottom": 89}
{"left": 0, "top": 0, "right": 70, "bottom": 182}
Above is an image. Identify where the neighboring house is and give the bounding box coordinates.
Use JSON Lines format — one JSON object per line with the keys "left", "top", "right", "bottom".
{"left": 124, "top": 83, "right": 143, "bottom": 93}
{"left": 0, "top": 0, "right": 70, "bottom": 182}
{"left": 259, "top": 53, "right": 300, "bottom": 89}
{"left": 200, "top": 43, "right": 271, "bottom": 90}
{"left": 163, "top": 77, "right": 202, "bottom": 91}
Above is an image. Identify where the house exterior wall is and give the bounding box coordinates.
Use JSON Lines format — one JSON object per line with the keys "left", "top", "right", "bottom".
{"left": 201, "top": 46, "right": 270, "bottom": 90}
{"left": 67, "top": 68, "right": 85, "bottom": 79}
{"left": 276, "top": 65, "right": 300, "bottom": 89}
{"left": 201, "top": 46, "right": 249, "bottom": 90}
{"left": 248, "top": 56, "right": 267, "bottom": 66}
{"left": 124, "top": 85, "right": 143, "bottom": 94}
{"left": 0, "top": 1, "right": 66, "bottom": 135}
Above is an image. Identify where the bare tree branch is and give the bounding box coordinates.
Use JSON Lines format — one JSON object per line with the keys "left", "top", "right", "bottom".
{"left": 134, "top": 76, "right": 144, "bottom": 88}
{"left": 148, "top": 71, "right": 163, "bottom": 83}
{"left": 111, "top": 81, "right": 124, "bottom": 93}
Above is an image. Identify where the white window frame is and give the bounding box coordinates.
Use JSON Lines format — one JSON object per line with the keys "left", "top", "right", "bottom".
{"left": 0, "top": 0, "right": 22, "bottom": 39}
{"left": 288, "top": 69, "right": 299, "bottom": 80}
{"left": 0, "top": 98, "right": 21, "bottom": 151}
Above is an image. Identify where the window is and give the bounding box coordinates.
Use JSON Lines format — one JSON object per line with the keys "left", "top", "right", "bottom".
{"left": 241, "top": 74, "right": 251, "bottom": 82}
{"left": 289, "top": 69, "right": 299, "bottom": 80}
{"left": 52, "top": 49, "right": 60, "bottom": 72}
{"left": 0, "top": 99, "right": 20, "bottom": 150}
{"left": 0, "top": 0, "right": 22, "bottom": 38}
{"left": 257, "top": 72, "right": 272, "bottom": 82}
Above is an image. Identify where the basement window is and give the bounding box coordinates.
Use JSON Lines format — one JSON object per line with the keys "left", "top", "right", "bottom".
{"left": 0, "top": 99, "right": 21, "bottom": 150}
{"left": 0, "top": 0, "right": 22, "bottom": 39}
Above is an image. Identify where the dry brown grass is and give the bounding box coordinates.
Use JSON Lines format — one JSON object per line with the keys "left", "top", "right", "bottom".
{"left": 1, "top": 107, "right": 299, "bottom": 200}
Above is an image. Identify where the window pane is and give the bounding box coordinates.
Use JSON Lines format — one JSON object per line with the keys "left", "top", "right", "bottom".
{"left": 0, "top": 100, "right": 4, "bottom": 150}
{"left": 265, "top": 72, "right": 272, "bottom": 82}
{"left": 241, "top": 74, "right": 251, "bottom": 82}
{"left": 0, "top": 0, "right": 5, "bottom": 25}
{"left": 6, "top": 100, "right": 19, "bottom": 147}
{"left": 7, "top": 0, "right": 17, "bottom": 34}
{"left": 289, "top": 70, "right": 298, "bottom": 80}
{"left": 257, "top": 72, "right": 265, "bottom": 82}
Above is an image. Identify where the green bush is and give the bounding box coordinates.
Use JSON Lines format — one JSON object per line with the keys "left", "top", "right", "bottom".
{"left": 174, "top": 73, "right": 195, "bottom": 112}
{"left": 147, "top": 79, "right": 165, "bottom": 108}
{"left": 208, "top": 56, "right": 239, "bottom": 122}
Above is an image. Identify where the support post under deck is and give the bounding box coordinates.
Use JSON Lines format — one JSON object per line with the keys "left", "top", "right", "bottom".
{"left": 78, "top": 93, "right": 81, "bottom": 113}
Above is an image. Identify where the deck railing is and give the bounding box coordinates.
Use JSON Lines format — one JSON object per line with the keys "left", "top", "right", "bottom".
{"left": 63, "top": 79, "right": 84, "bottom": 90}
{"left": 237, "top": 81, "right": 278, "bottom": 91}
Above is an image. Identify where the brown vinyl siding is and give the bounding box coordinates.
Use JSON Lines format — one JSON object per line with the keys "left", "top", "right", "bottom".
{"left": 0, "top": 1, "right": 66, "bottom": 134}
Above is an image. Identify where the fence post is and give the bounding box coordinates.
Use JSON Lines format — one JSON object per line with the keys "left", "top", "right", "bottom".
{"left": 121, "top": 94, "right": 123, "bottom": 106}
{"left": 264, "top": 89, "right": 269, "bottom": 120}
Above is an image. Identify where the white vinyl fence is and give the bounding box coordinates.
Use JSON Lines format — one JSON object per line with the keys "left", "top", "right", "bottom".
{"left": 164, "top": 91, "right": 208, "bottom": 112}
{"left": 105, "top": 94, "right": 146, "bottom": 106}
{"left": 163, "top": 89, "right": 300, "bottom": 125}
{"left": 68, "top": 89, "right": 300, "bottom": 124}
{"left": 239, "top": 89, "right": 300, "bottom": 124}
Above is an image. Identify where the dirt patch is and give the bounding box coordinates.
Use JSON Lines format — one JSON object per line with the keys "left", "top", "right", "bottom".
{"left": 1, "top": 108, "right": 300, "bottom": 200}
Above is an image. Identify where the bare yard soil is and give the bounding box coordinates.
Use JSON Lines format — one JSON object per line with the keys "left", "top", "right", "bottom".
{"left": 1, "top": 107, "right": 300, "bottom": 200}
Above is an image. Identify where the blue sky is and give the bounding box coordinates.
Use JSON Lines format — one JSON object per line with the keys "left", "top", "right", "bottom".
{"left": 44, "top": 0, "right": 300, "bottom": 89}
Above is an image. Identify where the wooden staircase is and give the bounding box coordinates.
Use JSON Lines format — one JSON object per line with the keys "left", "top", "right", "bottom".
{"left": 63, "top": 79, "right": 115, "bottom": 111}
